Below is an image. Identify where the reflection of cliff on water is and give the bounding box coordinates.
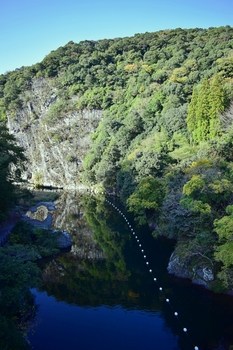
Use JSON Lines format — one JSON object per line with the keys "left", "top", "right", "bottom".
{"left": 52, "top": 191, "right": 105, "bottom": 260}
{"left": 38, "top": 192, "right": 162, "bottom": 310}
{"left": 30, "top": 192, "right": 233, "bottom": 349}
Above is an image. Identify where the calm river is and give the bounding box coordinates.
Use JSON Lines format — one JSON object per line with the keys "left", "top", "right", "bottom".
{"left": 28, "top": 192, "right": 233, "bottom": 350}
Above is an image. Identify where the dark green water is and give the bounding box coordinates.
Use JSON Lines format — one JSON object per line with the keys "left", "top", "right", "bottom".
{"left": 28, "top": 192, "right": 233, "bottom": 350}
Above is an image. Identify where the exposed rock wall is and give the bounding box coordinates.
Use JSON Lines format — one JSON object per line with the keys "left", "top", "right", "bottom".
{"left": 7, "top": 78, "right": 102, "bottom": 189}
{"left": 167, "top": 251, "right": 214, "bottom": 289}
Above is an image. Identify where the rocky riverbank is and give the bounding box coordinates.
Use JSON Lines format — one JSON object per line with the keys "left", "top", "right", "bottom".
{"left": 167, "top": 251, "right": 214, "bottom": 290}
{"left": 0, "top": 196, "right": 72, "bottom": 250}
{"left": 23, "top": 201, "right": 72, "bottom": 249}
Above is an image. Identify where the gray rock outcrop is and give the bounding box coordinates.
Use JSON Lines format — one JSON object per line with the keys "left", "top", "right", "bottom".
{"left": 7, "top": 77, "right": 102, "bottom": 189}
{"left": 168, "top": 251, "right": 214, "bottom": 289}
{"left": 57, "top": 231, "right": 72, "bottom": 249}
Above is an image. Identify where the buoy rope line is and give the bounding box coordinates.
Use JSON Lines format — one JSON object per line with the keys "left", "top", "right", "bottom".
{"left": 105, "top": 198, "right": 199, "bottom": 350}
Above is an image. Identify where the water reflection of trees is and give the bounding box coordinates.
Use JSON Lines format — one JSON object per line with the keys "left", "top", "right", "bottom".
{"left": 33, "top": 192, "right": 233, "bottom": 349}
{"left": 39, "top": 193, "right": 162, "bottom": 310}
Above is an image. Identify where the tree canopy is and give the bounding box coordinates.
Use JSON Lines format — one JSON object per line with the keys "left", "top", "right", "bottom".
{"left": 1, "top": 25, "right": 233, "bottom": 290}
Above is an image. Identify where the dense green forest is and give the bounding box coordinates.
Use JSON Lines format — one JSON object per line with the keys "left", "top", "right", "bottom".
{"left": 1, "top": 24, "right": 233, "bottom": 347}
{"left": 1, "top": 26, "right": 233, "bottom": 295}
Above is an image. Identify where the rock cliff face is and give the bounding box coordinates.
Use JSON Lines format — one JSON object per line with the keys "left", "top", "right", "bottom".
{"left": 167, "top": 251, "right": 214, "bottom": 289}
{"left": 7, "top": 77, "right": 102, "bottom": 189}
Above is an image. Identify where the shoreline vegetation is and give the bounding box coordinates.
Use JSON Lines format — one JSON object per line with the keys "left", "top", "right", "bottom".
{"left": 0, "top": 190, "right": 72, "bottom": 349}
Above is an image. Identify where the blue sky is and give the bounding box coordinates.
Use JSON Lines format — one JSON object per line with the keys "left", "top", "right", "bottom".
{"left": 1, "top": 0, "right": 233, "bottom": 74}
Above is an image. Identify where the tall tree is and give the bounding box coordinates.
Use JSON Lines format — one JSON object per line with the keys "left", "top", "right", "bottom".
{"left": 187, "top": 77, "right": 227, "bottom": 143}
{"left": 0, "top": 123, "right": 26, "bottom": 220}
{"left": 187, "top": 85, "right": 198, "bottom": 141}
{"left": 193, "top": 77, "right": 210, "bottom": 143}
{"left": 208, "top": 75, "right": 226, "bottom": 138}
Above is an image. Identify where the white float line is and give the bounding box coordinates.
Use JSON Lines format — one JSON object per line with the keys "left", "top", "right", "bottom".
{"left": 137, "top": 240, "right": 198, "bottom": 348}
{"left": 152, "top": 276, "right": 198, "bottom": 349}
{"left": 105, "top": 200, "right": 199, "bottom": 350}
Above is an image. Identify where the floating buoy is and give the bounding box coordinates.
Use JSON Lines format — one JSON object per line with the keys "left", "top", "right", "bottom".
{"left": 146, "top": 262, "right": 149, "bottom": 265}
{"left": 194, "top": 347, "right": 199, "bottom": 350}
{"left": 174, "top": 312, "right": 178, "bottom": 316}
{"left": 141, "top": 249, "right": 144, "bottom": 252}
{"left": 139, "top": 244, "right": 141, "bottom": 247}
{"left": 144, "top": 255, "right": 146, "bottom": 258}
{"left": 183, "top": 328, "right": 187, "bottom": 333}
{"left": 133, "top": 232, "right": 135, "bottom": 235}
{"left": 154, "top": 278, "right": 157, "bottom": 281}
{"left": 149, "top": 269, "right": 152, "bottom": 273}
{"left": 137, "top": 240, "right": 139, "bottom": 242}
{"left": 159, "top": 287, "right": 162, "bottom": 291}
{"left": 166, "top": 298, "right": 169, "bottom": 302}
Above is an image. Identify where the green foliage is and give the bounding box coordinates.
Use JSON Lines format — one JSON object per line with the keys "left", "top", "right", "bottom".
{"left": 163, "top": 103, "right": 188, "bottom": 136}
{"left": 187, "top": 85, "right": 198, "bottom": 135}
{"left": 43, "top": 98, "right": 73, "bottom": 125}
{"left": 169, "top": 133, "right": 197, "bottom": 161}
{"left": 0, "top": 245, "right": 40, "bottom": 348}
{"left": 130, "top": 147, "right": 174, "bottom": 183}
{"left": 180, "top": 197, "right": 211, "bottom": 214}
{"left": 2, "top": 26, "right": 233, "bottom": 291}
{"left": 0, "top": 123, "right": 26, "bottom": 220}
{"left": 10, "top": 220, "right": 60, "bottom": 256}
{"left": 183, "top": 174, "right": 205, "bottom": 196}
{"left": 187, "top": 76, "right": 228, "bottom": 143}
{"left": 127, "top": 177, "right": 164, "bottom": 224}
{"left": 214, "top": 205, "right": 233, "bottom": 263}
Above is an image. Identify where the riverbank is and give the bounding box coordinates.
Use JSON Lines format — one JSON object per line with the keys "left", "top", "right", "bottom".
{"left": 0, "top": 190, "right": 64, "bottom": 247}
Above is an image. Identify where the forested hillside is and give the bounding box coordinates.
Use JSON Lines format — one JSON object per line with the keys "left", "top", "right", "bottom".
{"left": 1, "top": 26, "right": 233, "bottom": 290}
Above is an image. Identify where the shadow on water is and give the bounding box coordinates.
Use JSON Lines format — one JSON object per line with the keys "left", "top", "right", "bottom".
{"left": 28, "top": 192, "right": 233, "bottom": 350}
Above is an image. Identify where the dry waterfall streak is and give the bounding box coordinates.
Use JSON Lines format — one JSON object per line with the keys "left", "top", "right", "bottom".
{"left": 105, "top": 198, "right": 199, "bottom": 350}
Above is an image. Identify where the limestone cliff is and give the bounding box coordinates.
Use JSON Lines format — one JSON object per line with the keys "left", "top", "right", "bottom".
{"left": 7, "top": 77, "right": 102, "bottom": 189}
